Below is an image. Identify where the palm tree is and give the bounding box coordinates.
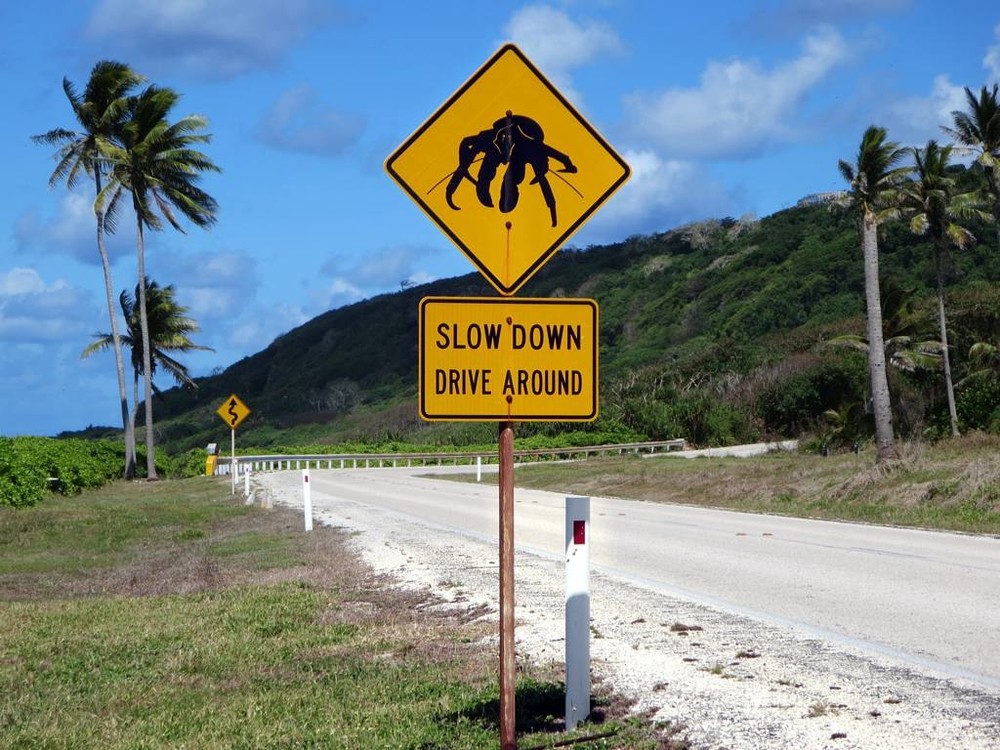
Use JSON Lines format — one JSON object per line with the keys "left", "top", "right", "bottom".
{"left": 898, "top": 140, "right": 993, "bottom": 437}
{"left": 963, "top": 341, "right": 1000, "bottom": 386}
{"left": 98, "top": 85, "right": 220, "bottom": 479}
{"left": 838, "top": 126, "right": 910, "bottom": 462}
{"left": 83, "top": 278, "right": 212, "bottom": 453}
{"left": 824, "top": 278, "right": 942, "bottom": 374}
{"left": 32, "top": 61, "right": 144, "bottom": 478}
{"left": 943, "top": 84, "right": 1000, "bottom": 251}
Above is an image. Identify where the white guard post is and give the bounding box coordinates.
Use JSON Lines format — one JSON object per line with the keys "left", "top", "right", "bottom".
{"left": 476, "top": 455, "right": 482, "bottom": 482}
{"left": 302, "top": 468, "right": 313, "bottom": 532}
{"left": 230, "top": 428, "right": 237, "bottom": 495}
{"left": 565, "top": 495, "right": 591, "bottom": 730}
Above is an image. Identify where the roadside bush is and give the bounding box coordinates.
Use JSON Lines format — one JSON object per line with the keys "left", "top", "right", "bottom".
{"left": 167, "top": 448, "right": 214, "bottom": 478}
{"left": 957, "top": 377, "right": 1000, "bottom": 433}
{"left": 667, "top": 393, "right": 759, "bottom": 446}
{"left": 757, "top": 356, "right": 866, "bottom": 436}
{"left": 0, "top": 437, "right": 122, "bottom": 507}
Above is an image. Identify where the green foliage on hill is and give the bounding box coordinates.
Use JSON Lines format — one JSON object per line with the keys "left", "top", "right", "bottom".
{"left": 144, "top": 173, "right": 998, "bottom": 455}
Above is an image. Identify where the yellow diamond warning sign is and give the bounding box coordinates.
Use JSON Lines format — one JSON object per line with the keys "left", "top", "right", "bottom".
{"left": 387, "top": 44, "right": 630, "bottom": 296}
{"left": 419, "top": 296, "right": 598, "bottom": 421}
{"left": 216, "top": 393, "right": 251, "bottom": 430}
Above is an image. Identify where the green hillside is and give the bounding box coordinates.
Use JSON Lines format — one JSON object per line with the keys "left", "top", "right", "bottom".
{"left": 146, "top": 183, "right": 1000, "bottom": 455}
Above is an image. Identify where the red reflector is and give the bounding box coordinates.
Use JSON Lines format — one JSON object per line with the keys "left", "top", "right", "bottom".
{"left": 573, "top": 520, "right": 586, "bottom": 545}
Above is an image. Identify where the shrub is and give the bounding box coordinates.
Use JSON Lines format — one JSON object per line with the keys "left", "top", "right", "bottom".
{"left": 0, "top": 437, "right": 123, "bottom": 507}
{"left": 957, "top": 377, "right": 1000, "bottom": 432}
{"left": 757, "top": 356, "right": 867, "bottom": 435}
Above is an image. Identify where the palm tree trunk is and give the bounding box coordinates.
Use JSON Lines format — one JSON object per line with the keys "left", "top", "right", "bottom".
{"left": 131, "top": 371, "right": 140, "bottom": 458}
{"left": 861, "top": 214, "right": 899, "bottom": 462}
{"left": 136, "top": 220, "right": 158, "bottom": 480}
{"left": 934, "top": 247, "right": 960, "bottom": 437}
{"left": 988, "top": 171, "right": 1000, "bottom": 254}
{"left": 94, "top": 171, "right": 136, "bottom": 479}
{"left": 994, "top": 202, "right": 1000, "bottom": 256}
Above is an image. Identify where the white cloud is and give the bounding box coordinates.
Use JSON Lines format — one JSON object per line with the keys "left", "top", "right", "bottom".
{"left": 84, "top": 0, "right": 339, "bottom": 80}
{"left": 504, "top": 5, "right": 623, "bottom": 72}
{"left": 985, "top": 23, "right": 1000, "bottom": 81}
{"left": 406, "top": 270, "right": 436, "bottom": 287}
{"left": 623, "top": 28, "right": 849, "bottom": 160}
{"left": 317, "top": 277, "right": 365, "bottom": 311}
{"left": 15, "top": 192, "right": 133, "bottom": 265}
{"left": 577, "top": 150, "right": 737, "bottom": 243}
{"left": 0, "top": 267, "right": 57, "bottom": 296}
{"left": 503, "top": 5, "right": 623, "bottom": 104}
{"left": 883, "top": 74, "right": 967, "bottom": 147}
{"left": 0, "top": 268, "right": 97, "bottom": 343}
{"left": 258, "top": 84, "right": 364, "bottom": 157}
{"left": 157, "top": 249, "right": 260, "bottom": 321}
{"left": 318, "top": 244, "right": 441, "bottom": 303}
{"left": 227, "top": 303, "right": 309, "bottom": 349}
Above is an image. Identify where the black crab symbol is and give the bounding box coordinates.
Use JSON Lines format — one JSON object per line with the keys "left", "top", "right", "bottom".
{"left": 441, "top": 112, "right": 579, "bottom": 228}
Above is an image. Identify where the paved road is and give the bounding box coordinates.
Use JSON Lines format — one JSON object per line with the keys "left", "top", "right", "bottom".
{"left": 290, "top": 466, "right": 1000, "bottom": 688}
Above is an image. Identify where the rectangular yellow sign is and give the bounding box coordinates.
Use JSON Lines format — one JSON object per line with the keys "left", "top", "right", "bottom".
{"left": 419, "top": 297, "right": 598, "bottom": 421}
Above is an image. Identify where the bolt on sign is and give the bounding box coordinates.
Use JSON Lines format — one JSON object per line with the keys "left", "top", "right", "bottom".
{"left": 216, "top": 393, "right": 250, "bottom": 430}
{"left": 386, "top": 44, "right": 631, "bottom": 295}
{"left": 419, "top": 297, "right": 598, "bottom": 421}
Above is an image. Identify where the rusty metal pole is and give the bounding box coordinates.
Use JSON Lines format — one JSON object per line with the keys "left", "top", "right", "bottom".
{"left": 499, "top": 420, "right": 516, "bottom": 750}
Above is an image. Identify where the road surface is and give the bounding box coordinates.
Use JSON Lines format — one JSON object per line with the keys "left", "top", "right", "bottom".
{"left": 257, "top": 466, "right": 1000, "bottom": 748}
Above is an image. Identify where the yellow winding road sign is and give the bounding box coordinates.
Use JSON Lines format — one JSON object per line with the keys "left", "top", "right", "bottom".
{"left": 216, "top": 393, "right": 251, "bottom": 430}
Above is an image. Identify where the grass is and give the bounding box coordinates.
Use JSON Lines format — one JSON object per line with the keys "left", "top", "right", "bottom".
{"left": 0, "top": 478, "right": 683, "bottom": 749}
{"left": 478, "top": 433, "right": 1000, "bottom": 535}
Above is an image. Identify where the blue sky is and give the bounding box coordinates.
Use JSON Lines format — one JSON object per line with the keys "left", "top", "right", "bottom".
{"left": 2, "top": 0, "right": 998, "bottom": 437}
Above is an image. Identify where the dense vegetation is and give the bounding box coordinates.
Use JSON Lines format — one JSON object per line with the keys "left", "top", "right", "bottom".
{"left": 0, "top": 437, "right": 205, "bottom": 507}
{"left": 133, "top": 178, "right": 998, "bottom": 457}
{"left": 33, "top": 64, "right": 995, "bottom": 473}
{"left": 0, "top": 438, "right": 123, "bottom": 507}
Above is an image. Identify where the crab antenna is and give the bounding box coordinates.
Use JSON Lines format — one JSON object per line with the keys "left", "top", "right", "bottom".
{"left": 426, "top": 155, "right": 485, "bottom": 195}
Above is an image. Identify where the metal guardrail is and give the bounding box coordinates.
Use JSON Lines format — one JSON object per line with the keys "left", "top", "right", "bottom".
{"left": 214, "top": 439, "right": 686, "bottom": 475}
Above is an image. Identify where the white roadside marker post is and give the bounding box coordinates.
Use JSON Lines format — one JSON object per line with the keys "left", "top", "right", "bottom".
{"left": 302, "top": 468, "right": 313, "bottom": 532}
{"left": 565, "top": 495, "right": 591, "bottom": 730}
{"left": 476, "top": 455, "right": 482, "bottom": 482}
{"left": 230, "top": 428, "right": 236, "bottom": 495}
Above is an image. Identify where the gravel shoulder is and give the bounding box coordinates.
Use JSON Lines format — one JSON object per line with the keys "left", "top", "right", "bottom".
{"left": 255, "top": 470, "right": 1000, "bottom": 750}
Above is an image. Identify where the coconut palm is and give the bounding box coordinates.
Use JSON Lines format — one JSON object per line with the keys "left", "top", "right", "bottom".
{"left": 963, "top": 341, "right": 1000, "bottom": 386}
{"left": 98, "top": 85, "right": 220, "bottom": 479}
{"left": 824, "top": 278, "right": 942, "bottom": 374}
{"left": 898, "top": 140, "right": 993, "bottom": 436}
{"left": 838, "top": 125, "right": 910, "bottom": 462}
{"left": 32, "top": 61, "right": 144, "bottom": 478}
{"left": 83, "top": 278, "right": 212, "bottom": 451}
{"left": 943, "top": 84, "right": 1000, "bottom": 250}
